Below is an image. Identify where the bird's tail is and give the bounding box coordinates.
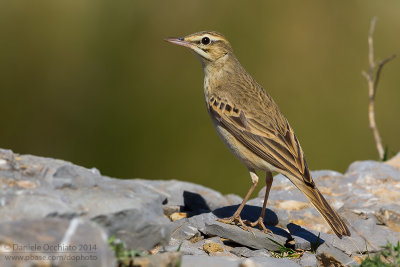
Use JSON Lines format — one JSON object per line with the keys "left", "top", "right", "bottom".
{"left": 292, "top": 180, "right": 351, "bottom": 238}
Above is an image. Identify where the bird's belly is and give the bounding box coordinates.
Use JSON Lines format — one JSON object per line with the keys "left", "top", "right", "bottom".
{"left": 212, "top": 120, "right": 277, "bottom": 172}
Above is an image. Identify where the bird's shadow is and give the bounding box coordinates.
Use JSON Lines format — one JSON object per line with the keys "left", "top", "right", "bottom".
{"left": 182, "top": 191, "right": 212, "bottom": 213}
{"left": 212, "top": 205, "right": 279, "bottom": 227}
{"left": 181, "top": 190, "right": 325, "bottom": 248}
{"left": 182, "top": 190, "right": 278, "bottom": 226}
{"left": 287, "top": 223, "right": 325, "bottom": 248}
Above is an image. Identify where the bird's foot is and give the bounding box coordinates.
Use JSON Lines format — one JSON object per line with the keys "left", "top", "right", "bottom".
{"left": 244, "top": 217, "right": 273, "bottom": 235}
{"left": 217, "top": 214, "right": 251, "bottom": 231}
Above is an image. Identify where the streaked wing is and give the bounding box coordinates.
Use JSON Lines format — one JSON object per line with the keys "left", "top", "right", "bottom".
{"left": 207, "top": 95, "right": 315, "bottom": 187}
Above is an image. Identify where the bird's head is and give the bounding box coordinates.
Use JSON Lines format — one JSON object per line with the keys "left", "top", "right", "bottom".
{"left": 165, "top": 31, "right": 233, "bottom": 66}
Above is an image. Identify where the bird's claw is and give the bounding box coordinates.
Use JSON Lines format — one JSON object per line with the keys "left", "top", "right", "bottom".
{"left": 217, "top": 214, "right": 251, "bottom": 231}
{"left": 244, "top": 217, "right": 273, "bottom": 235}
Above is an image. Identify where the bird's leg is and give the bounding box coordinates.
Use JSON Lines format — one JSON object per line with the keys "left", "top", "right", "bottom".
{"left": 246, "top": 171, "right": 273, "bottom": 234}
{"left": 218, "top": 170, "right": 259, "bottom": 231}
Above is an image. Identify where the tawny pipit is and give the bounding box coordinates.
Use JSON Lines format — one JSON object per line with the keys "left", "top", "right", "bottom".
{"left": 165, "top": 31, "right": 351, "bottom": 238}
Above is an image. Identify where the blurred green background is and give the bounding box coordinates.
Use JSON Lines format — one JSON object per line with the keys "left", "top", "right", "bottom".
{"left": 0, "top": 0, "right": 399, "bottom": 195}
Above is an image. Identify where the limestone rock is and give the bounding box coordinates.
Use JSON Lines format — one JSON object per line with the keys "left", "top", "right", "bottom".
{"left": 131, "top": 252, "right": 182, "bottom": 267}
{"left": 230, "top": 246, "right": 271, "bottom": 258}
{"left": 135, "top": 179, "right": 234, "bottom": 212}
{"left": 0, "top": 149, "right": 171, "bottom": 251}
{"left": 2, "top": 148, "right": 400, "bottom": 266}
{"left": 181, "top": 255, "right": 239, "bottom": 267}
{"left": 202, "top": 219, "right": 290, "bottom": 251}
{"left": 247, "top": 257, "right": 302, "bottom": 267}
{"left": 385, "top": 152, "right": 400, "bottom": 170}
{"left": 0, "top": 218, "right": 114, "bottom": 267}
{"left": 168, "top": 218, "right": 201, "bottom": 246}
{"left": 316, "top": 243, "right": 359, "bottom": 266}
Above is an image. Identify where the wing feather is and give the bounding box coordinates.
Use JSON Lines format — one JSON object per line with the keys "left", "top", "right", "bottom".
{"left": 208, "top": 96, "right": 314, "bottom": 187}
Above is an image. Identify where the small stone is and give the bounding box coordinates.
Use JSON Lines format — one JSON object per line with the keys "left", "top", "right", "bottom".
{"left": 189, "top": 235, "right": 204, "bottom": 243}
{"left": 163, "top": 205, "right": 182, "bottom": 217}
{"left": 170, "top": 212, "right": 187, "bottom": 221}
{"left": 352, "top": 254, "right": 367, "bottom": 264}
{"left": 202, "top": 236, "right": 238, "bottom": 257}
{"left": 16, "top": 180, "right": 36, "bottom": 189}
{"left": 203, "top": 242, "right": 224, "bottom": 254}
{"left": 149, "top": 244, "right": 160, "bottom": 255}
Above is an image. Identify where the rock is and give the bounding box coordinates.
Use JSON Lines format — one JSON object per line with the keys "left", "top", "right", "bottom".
{"left": 346, "top": 217, "right": 400, "bottom": 253}
{"left": 224, "top": 194, "right": 243, "bottom": 205}
{"left": 202, "top": 219, "right": 290, "bottom": 251}
{"left": 162, "top": 205, "right": 182, "bottom": 217}
{"left": 256, "top": 174, "right": 306, "bottom": 203}
{"left": 287, "top": 223, "right": 323, "bottom": 251}
{"left": 202, "top": 236, "right": 238, "bottom": 257}
{"left": 131, "top": 252, "right": 182, "bottom": 267}
{"left": 3, "top": 148, "right": 400, "bottom": 266}
{"left": 385, "top": 152, "right": 400, "bottom": 170}
{"left": 164, "top": 239, "right": 208, "bottom": 256}
{"left": 181, "top": 255, "right": 239, "bottom": 267}
{"left": 134, "top": 179, "right": 233, "bottom": 211}
{"left": 0, "top": 149, "right": 172, "bottom": 251}
{"left": 251, "top": 171, "right": 349, "bottom": 234}
{"left": 165, "top": 235, "right": 228, "bottom": 257}
{"left": 92, "top": 208, "right": 170, "bottom": 250}
{"left": 0, "top": 218, "right": 115, "bottom": 267}
{"left": 203, "top": 242, "right": 224, "bottom": 255}
{"left": 168, "top": 218, "right": 201, "bottom": 246}
{"left": 170, "top": 212, "right": 188, "bottom": 221}
{"left": 375, "top": 204, "right": 400, "bottom": 232}
{"left": 297, "top": 252, "right": 318, "bottom": 267}
{"left": 316, "top": 243, "right": 359, "bottom": 266}
{"left": 247, "top": 257, "right": 302, "bottom": 267}
{"left": 230, "top": 247, "right": 271, "bottom": 258}
{"left": 346, "top": 160, "right": 400, "bottom": 182}
{"left": 240, "top": 259, "right": 260, "bottom": 267}
{"left": 288, "top": 215, "right": 400, "bottom": 256}
{"left": 187, "top": 211, "right": 217, "bottom": 232}
{"left": 339, "top": 160, "right": 400, "bottom": 224}
{"left": 181, "top": 255, "right": 302, "bottom": 267}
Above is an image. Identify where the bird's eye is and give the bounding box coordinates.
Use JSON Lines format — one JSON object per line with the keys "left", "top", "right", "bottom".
{"left": 201, "top": 37, "right": 210, "bottom": 45}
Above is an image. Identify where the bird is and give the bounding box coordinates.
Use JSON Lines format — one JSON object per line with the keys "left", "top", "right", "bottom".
{"left": 165, "top": 31, "right": 351, "bottom": 238}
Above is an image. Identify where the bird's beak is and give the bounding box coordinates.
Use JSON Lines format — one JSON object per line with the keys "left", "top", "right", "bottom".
{"left": 164, "top": 37, "right": 194, "bottom": 48}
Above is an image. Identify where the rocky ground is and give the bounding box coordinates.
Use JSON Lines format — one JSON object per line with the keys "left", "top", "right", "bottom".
{"left": 0, "top": 148, "right": 399, "bottom": 266}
